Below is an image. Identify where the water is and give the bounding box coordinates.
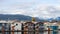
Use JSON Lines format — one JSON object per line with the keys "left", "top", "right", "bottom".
{"left": 11, "top": 31, "right": 60, "bottom": 34}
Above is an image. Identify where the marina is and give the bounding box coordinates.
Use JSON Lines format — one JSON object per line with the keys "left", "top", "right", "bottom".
{"left": 0, "top": 20, "right": 60, "bottom": 34}
{"left": 0, "top": 0, "right": 60, "bottom": 34}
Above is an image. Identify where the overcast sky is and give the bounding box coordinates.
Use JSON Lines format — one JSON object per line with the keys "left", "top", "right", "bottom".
{"left": 0, "top": 0, "right": 60, "bottom": 18}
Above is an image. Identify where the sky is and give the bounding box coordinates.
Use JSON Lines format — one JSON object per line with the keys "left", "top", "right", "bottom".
{"left": 0, "top": 0, "right": 60, "bottom": 18}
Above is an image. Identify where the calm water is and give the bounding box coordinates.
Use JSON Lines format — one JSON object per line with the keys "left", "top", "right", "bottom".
{"left": 0, "top": 29, "right": 59, "bottom": 34}
{"left": 13, "top": 31, "right": 60, "bottom": 34}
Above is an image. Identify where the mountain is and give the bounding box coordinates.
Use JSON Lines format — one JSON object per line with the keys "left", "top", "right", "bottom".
{"left": 47, "top": 18, "right": 54, "bottom": 22}
{"left": 0, "top": 14, "right": 42, "bottom": 21}
{"left": 55, "top": 17, "right": 60, "bottom": 21}
{"left": 0, "top": 14, "right": 32, "bottom": 21}
{"left": 0, "top": 14, "right": 60, "bottom": 22}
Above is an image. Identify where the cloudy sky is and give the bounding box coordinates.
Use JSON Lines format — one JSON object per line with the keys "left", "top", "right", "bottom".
{"left": 0, "top": 0, "right": 60, "bottom": 18}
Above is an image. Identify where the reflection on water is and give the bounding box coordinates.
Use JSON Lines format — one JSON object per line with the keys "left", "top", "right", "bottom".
{"left": 11, "top": 31, "right": 60, "bottom": 34}
{"left": 0, "top": 29, "right": 60, "bottom": 34}
{"left": 14, "top": 32, "right": 21, "bottom": 34}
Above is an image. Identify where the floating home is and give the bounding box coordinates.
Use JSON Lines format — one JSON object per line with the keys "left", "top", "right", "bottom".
{"left": 0, "top": 21, "right": 11, "bottom": 34}
{"left": 11, "top": 21, "right": 22, "bottom": 34}
{"left": 23, "top": 22, "right": 35, "bottom": 34}
{"left": 35, "top": 22, "right": 44, "bottom": 34}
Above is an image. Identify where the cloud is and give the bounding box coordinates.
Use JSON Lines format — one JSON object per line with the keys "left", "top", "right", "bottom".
{"left": 0, "top": 5, "right": 60, "bottom": 18}
{"left": 0, "top": 0, "right": 60, "bottom": 18}
{"left": 26, "top": 5, "right": 60, "bottom": 18}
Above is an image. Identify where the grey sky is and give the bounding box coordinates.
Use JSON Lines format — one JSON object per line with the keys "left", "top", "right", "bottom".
{"left": 0, "top": 0, "right": 60, "bottom": 18}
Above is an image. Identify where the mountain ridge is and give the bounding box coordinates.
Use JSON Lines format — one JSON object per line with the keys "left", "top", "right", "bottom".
{"left": 0, "top": 14, "right": 60, "bottom": 22}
